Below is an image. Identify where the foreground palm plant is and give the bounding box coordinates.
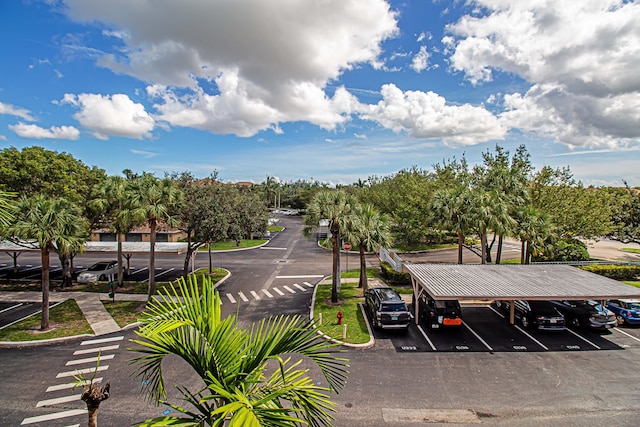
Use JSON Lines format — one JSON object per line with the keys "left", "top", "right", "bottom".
{"left": 72, "top": 353, "right": 110, "bottom": 427}
{"left": 130, "top": 274, "right": 349, "bottom": 426}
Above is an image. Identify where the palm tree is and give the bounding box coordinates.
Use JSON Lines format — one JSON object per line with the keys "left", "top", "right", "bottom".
{"left": 91, "top": 176, "right": 136, "bottom": 287}
{"left": 303, "top": 190, "right": 358, "bottom": 303}
{"left": 343, "top": 204, "right": 392, "bottom": 292}
{"left": 428, "top": 187, "right": 473, "bottom": 264}
{"left": 515, "top": 206, "right": 554, "bottom": 264}
{"left": 469, "top": 190, "right": 516, "bottom": 264}
{"left": 127, "top": 174, "right": 183, "bottom": 299}
{"left": 131, "top": 275, "right": 349, "bottom": 426}
{"left": 7, "top": 195, "right": 87, "bottom": 329}
{"left": 0, "top": 189, "right": 17, "bottom": 230}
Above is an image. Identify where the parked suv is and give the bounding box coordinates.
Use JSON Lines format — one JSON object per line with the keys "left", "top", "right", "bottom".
{"left": 364, "top": 287, "right": 411, "bottom": 330}
{"left": 414, "top": 293, "right": 462, "bottom": 329}
{"left": 496, "top": 300, "right": 565, "bottom": 331}
{"left": 550, "top": 300, "right": 616, "bottom": 330}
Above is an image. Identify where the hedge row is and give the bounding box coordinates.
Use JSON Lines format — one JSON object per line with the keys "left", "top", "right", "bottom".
{"left": 380, "top": 261, "right": 412, "bottom": 286}
{"left": 579, "top": 264, "right": 640, "bottom": 281}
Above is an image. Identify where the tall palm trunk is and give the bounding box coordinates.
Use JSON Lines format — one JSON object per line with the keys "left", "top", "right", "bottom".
{"left": 148, "top": 219, "right": 156, "bottom": 299}
{"left": 457, "top": 231, "right": 464, "bottom": 264}
{"left": 358, "top": 246, "right": 368, "bottom": 291}
{"left": 520, "top": 239, "right": 527, "bottom": 264}
{"left": 40, "top": 246, "right": 50, "bottom": 330}
{"left": 496, "top": 235, "right": 503, "bottom": 264}
{"left": 480, "top": 232, "right": 487, "bottom": 265}
{"left": 331, "top": 228, "right": 339, "bottom": 303}
{"left": 82, "top": 382, "right": 110, "bottom": 427}
{"left": 117, "top": 232, "right": 123, "bottom": 287}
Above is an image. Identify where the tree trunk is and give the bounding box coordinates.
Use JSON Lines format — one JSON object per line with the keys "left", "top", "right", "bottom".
{"left": 82, "top": 382, "right": 109, "bottom": 427}
{"left": 117, "top": 232, "right": 123, "bottom": 287}
{"left": 58, "top": 253, "right": 72, "bottom": 289}
{"left": 182, "top": 231, "right": 193, "bottom": 276}
{"left": 208, "top": 244, "right": 213, "bottom": 274}
{"left": 496, "top": 235, "right": 503, "bottom": 264}
{"left": 358, "top": 246, "right": 368, "bottom": 291}
{"left": 331, "top": 228, "right": 339, "bottom": 303}
{"left": 148, "top": 219, "right": 156, "bottom": 299}
{"left": 457, "top": 231, "right": 464, "bottom": 264}
{"left": 480, "top": 233, "right": 487, "bottom": 265}
{"left": 41, "top": 246, "right": 50, "bottom": 330}
{"left": 520, "top": 239, "right": 526, "bottom": 264}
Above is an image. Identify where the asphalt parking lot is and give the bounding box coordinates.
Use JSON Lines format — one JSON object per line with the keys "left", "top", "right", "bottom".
{"left": 368, "top": 303, "right": 640, "bottom": 353}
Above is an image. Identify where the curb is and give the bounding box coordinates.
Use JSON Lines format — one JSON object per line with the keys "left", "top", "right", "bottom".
{"left": 0, "top": 333, "right": 94, "bottom": 348}
{"left": 309, "top": 276, "right": 375, "bottom": 350}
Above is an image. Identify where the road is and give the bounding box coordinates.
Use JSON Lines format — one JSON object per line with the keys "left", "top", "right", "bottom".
{"left": 2, "top": 219, "right": 640, "bottom": 426}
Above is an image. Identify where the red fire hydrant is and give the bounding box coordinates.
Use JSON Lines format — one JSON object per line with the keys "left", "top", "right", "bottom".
{"left": 337, "top": 310, "right": 343, "bottom": 325}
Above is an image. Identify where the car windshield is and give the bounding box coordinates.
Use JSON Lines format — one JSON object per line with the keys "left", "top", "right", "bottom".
{"left": 382, "top": 303, "right": 407, "bottom": 312}
{"left": 87, "top": 262, "right": 111, "bottom": 271}
{"left": 625, "top": 302, "right": 640, "bottom": 310}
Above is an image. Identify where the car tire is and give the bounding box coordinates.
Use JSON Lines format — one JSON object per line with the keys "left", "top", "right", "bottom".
{"left": 571, "top": 317, "right": 581, "bottom": 328}
{"left": 521, "top": 315, "right": 529, "bottom": 329}
{"left": 616, "top": 315, "right": 626, "bottom": 326}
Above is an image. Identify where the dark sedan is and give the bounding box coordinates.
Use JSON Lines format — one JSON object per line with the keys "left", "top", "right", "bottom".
{"left": 550, "top": 300, "right": 616, "bottom": 330}
{"left": 495, "top": 300, "right": 565, "bottom": 331}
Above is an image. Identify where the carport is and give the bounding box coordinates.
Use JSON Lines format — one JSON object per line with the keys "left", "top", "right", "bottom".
{"left": 404, "top": 264, "right": 640, "bottom": 325}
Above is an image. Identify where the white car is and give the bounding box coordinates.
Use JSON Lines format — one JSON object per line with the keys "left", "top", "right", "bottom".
{"left": 77, "top": 261, "right": 118, "bottom": 283}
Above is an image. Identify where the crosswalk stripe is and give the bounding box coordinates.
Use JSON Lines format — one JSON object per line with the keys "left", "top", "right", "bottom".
{"left": 56, "top": 365, "right": 109, "bottom": 379}
{"left": 226, "top": 293, "right": 236, "bottom": 304}
{"left": 81, "top": 336, "right": 123, "bottom": 346}
{"left": 238, "top": 291, "right": 249, "bottom": 302}
{"left": 262, "top": 289, "right": 273, "bottom": 298}
{"left": 73, "top": 345, "right": 119, "bottom": 355}
{"left": 66, "top": 354, "right": 114, "bottom": 366}
{"left": 293, "top": 283, "right": 306, "bottom": 292}
{"left": 273, "top": 287, "right": 285, "bottom": 296}
{"left": 303, "top": 282, "right": 314, "bottom": 288}
{"left": 250, "top": 291, "right": 260, "bottom": 300}
{"left": 283, "top": 285, "right": 296, "bottom": 294}
{"left": 21, "top": 409, "right": 86, "bottom": 425}
{"left": 36, "top": 394, "right": 82, "bottom": 407}
{"left": 47, "top": 379, "right": 102, "bottom": 393}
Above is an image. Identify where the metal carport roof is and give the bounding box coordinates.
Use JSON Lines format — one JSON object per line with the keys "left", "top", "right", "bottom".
{"left": 404, "top": 263, "right": 640, "bottom": 300}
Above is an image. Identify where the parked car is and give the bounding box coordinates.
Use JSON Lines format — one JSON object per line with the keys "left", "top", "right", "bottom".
{"left": 77, "top": 260, "right": 118, "bottom": 284}
{"left": 414, "top": 293, "right": 462, "bottom": 329}
{"left": 550, "top": 300, "right": 616, "bottom": 330}
{"left": 495, "top": 300, "right": 565, "bottom": 331}
{"left": 606, "top": 299, "right": 640, "bottom": 326}
{"left": 364, "top": 287, "right": 411, "bottom": 330}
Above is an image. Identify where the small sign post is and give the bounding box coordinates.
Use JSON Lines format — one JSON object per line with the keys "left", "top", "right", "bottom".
{"left": 342, "top": 242, "right": 352, "bottom": 274}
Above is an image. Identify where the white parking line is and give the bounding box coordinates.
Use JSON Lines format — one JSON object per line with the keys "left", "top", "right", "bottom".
{"left": 283, "top": 285, "right": 296, "bottom": 294}
{"left": 293, "top": 283, "right": 306, "bottom": 292}
{"left": 613, "top": 327, "right": 640, "bottom": 344}
{"left": 238, "top": 291, "right": 249, "bottom": 302}
{"left": 56, "top": 365, "right": 109, "bottom": 379}
{"left": 416, "top": 325, "right": 437, "bottom": 351}
{"left": 66, "top": 354, "right": 115, "bottom": 366}
{"left": 81, "top": 336, "right": 123, "bottom": 346}
{"left": 566, "top": 328, "right": 601, "bottom": 350}
{"left": 273, "top": 287, "right": 285, "bottom": 296}
{"left": 21, "top": 409, "right": 86, "bottom": 425}
{"left": 74, "top": 345, "right": 120, "bottom": 355}
{"left": 276, "top": 275, "right": 324, "bottom": 279}
{"left": 0, "top": 300, "right": 65, "bottom": 331}
{"left": 46, "top": 379, "right": 102, "bottom": 393}
{"left": 303, "top": 282, "right": 315, "bottom": 288}
{"left": 36, "top": 394, "right": 82, "bottom": 407}
{"left": 250, "top": 291, "right": 260, "bottom": 300}
{"left": 514, "top": 325, "right": 549, "bottom": 351}
{"left": 488, "top": 305, "right": 505, "bottom": 318}
{"left": 154, "top": 267, "right": 174, "bottom": 279}
{"left": 260, "top": 247, "right": 287, "bottom": 250}
{"left": 0, "top": 303, "right": 23, "bottom": 314}
{"left": 226, "top": 293, "right": 237, "bottom": 304}
{"left": 262, "top": 289, "right": 273, "bottom": 298}
{"left": 462, "top": 321, "right": 494, "bottom": 351}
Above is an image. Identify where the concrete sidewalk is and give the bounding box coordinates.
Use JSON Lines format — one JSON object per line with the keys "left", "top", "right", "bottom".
{"left": 0, "top": 291, "right": 148, "bottom": 336}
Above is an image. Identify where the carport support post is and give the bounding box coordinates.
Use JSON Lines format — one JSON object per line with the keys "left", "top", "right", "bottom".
{"left": 509, "top": 300, "right": 515, "bottom": 325}
{"left": 411, "top": 277, "right": 420, "bottom": 325}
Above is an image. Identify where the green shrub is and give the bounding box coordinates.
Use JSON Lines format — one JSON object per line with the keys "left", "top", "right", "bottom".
{"left": 579, "top": 264, "right": 640, "bottom": 281}
{"left": 380, "top": 261, "right": 412, "bottom": 286}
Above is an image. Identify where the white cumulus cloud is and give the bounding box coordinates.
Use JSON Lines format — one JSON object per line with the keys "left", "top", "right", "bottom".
{"left": 446, "top": 0, "right": 640, "bottom": 148}
{"left": 359, "top": 83, "right": 506, "bottom": 146}
{"left": 62, "top": 93, "right": 155, "bottom": 140}
{"left": 63, "top": 0, "right": 398, "bottom": 137}
{"left": 0, "top": 102, "right": 35, "bottom": 121}
{"left": 9, "top": 122, "right": 80, "bottom": 140}
{"left": 411, "top": 46, "right": 430, "bottom": 73}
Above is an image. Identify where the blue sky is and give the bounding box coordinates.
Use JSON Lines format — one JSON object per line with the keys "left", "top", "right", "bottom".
{"left": 1, "top": 0, "right": 639, "bottom": 186}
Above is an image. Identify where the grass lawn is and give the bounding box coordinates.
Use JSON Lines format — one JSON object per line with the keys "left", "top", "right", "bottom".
{"left": 0, "top": 299, "right": 93, "bottom": 341}
{"left": 624, "top": 281, "right": 640, "bottom": 288}
{"left": 620, "top": 248, "right": 640, "bottom": 254}
{"left": 267, "top": 226, "right": 284, "bottom": 232}
{"left": 313, "top": 280, "right": 370, "bottom": 344}
{"left": 199, "top": 240, "right": 267, "bottom": 251}
{"left": 103, "top": 300, "right": 147, "bottom": 327}
{"left": 395, "top": 243, "right": 457, "bottom": 252}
